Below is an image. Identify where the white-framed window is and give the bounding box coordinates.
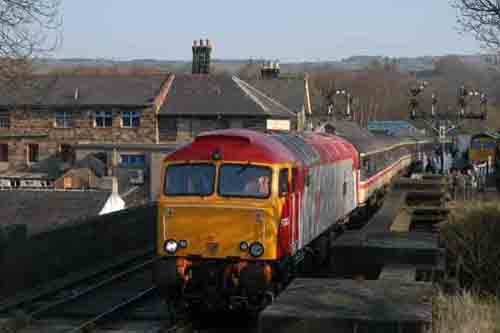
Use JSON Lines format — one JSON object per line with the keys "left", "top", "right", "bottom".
{"left": 122, "top": 111, "right": 141, "bottom": 128}
{"left": 0, "top": 110, "right": 10, "bottom": 128}
{"left": 55, "top": 111, "right": 73, "bottom": 128}
{"left": 95, "top": 111, "right": 113, "bottom": 128}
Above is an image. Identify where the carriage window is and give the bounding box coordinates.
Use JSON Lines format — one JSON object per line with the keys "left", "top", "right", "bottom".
{"left": 279, "top": 169, "right": 289, "bottom": 197}
{"left": 219, "top": 164, "right": 272, "bottom": 198}
{"left": 164, "top": 163, "right": 215, "bottom": 196}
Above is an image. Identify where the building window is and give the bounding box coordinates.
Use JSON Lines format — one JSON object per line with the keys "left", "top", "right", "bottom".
{"left": 0, "top": 110, "right": 9, "bottom": 128}
{"left": 27, "top": 144, "right": 39, "bottom": 163}
{"left": 0, "top": 144, "right": 8, "bottom": 162}
{"left": 122, "top": 111, "right": 141, "bottom": 128}
{"left": 55, "top": 111, "right": 73, "bottom": 128}
{"left": 121, "top": 154, "right": 146, "bottom": 167}
{"left": 95, "top": 111, "right": 113, "bottom": 128}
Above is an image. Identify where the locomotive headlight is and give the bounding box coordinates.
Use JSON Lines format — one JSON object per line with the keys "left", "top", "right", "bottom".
{"left": 239, "top": 241, "right": 249, "bottom": 252}
{"left": 164, "top": 239, "right": 178, "bottom": 254}
{"left": 179, "top": 240, "right": 188, "bottom": 249}
{"left": 249, "top": 242, "right": 264, "bottom": 258}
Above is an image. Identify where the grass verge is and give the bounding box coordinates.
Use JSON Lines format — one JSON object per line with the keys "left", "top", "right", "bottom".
{"left": 433, "top": 291, "right": 500, "bottom": 333}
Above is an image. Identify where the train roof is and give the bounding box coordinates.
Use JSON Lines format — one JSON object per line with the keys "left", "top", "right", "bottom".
{"left": 316, "top": 121, "right": 393, "bottom": 154}
{"left": 165, "top": 129, "right": 358, "bottom": 167}
{"left": 471, "top": 132, "right": 500, "bottom": 140}
{"left": 316, "top": 120, "right": 432, "bottom": 155}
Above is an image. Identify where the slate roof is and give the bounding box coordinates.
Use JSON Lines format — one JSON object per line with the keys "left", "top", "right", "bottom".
{"left": 245, "top": 78, "right": 306, "bottom": 112}
{"left": 0, "top": 190, "right": 110, "bottom": 233}
{"left": 0, "top": 75, "right": 170, "bottom": 107}
{"left": 158, "top": 74, "right": 295, "bottom": 118}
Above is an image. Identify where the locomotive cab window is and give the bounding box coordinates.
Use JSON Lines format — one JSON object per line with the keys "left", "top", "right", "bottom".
{"left": 219, "top": 164, "right": 272, "bottom": 198}
{"left": 279, "top": 169, "right": 289, "bottom": 197}
{"left": 164, "top": 163, "right": 215, "bottom": 196}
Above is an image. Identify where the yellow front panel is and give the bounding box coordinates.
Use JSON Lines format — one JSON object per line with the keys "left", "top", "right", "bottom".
{"left": 469, "top": 149, "right": 495, "bottom": 163}
{"left": 157, "top": 202, "right": 279, "bottom": 260}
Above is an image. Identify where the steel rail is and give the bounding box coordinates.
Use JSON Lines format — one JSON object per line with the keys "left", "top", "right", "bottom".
{"left": 0, "top": 248, "right": 154, "bottom": 314}
{"left": 29, "top": 257, "right": 156, "bottom": 317}
{"left": 67, "top": 286, "right": 157, "bottom": 333}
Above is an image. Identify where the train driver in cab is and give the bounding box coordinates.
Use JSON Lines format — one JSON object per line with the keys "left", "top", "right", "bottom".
{"left": 244, "top": 174, "right": 270, "bottom": 196}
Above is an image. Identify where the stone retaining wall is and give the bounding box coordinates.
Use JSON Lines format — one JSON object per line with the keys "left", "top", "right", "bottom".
{"left": 0, "top": 204, "right": 156, "bottom": 298}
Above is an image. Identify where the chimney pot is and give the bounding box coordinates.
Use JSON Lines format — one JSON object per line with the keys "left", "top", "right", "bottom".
{"left": 261, "top": 59, "right": 280, "bottom": 79}
{"left": 193, "top": 40, "right": 198, "bottom": 47}
{"left": 192, "top": 37, "right": 213, "bottom": 74}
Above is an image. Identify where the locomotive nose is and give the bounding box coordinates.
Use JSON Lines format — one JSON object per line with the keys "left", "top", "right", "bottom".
{"left": 159, "top": 205, "right": 277, "bottom": 260}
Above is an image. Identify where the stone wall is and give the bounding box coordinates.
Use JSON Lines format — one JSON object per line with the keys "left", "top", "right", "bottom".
{"left": 158, "top": 116, "right": 268, "bottom": 143}
{"left": 0, "top": 106, "right": 157, "bottom": 171}
{"left": 0, "top": 204, "right": 157, "bottom": 298}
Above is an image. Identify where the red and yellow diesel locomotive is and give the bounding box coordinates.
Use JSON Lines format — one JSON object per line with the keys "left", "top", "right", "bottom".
{"left": 154, "top": 128, "right": 429, "bottom": 310}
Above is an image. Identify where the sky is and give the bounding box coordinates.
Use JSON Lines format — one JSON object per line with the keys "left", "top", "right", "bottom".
{"left": 54, "top": 0, "right": 483, "bottom": 61}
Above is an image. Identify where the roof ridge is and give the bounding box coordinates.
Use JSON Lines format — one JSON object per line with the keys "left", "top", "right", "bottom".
{"left": 232, "top": 76, "right": 296, "bottom": 116}
{"left": 232, "top": 76, "right": 270, "bottom": 114}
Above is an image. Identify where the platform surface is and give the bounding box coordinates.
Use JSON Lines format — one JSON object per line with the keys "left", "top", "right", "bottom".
{"left": 260, "top": 278, "right": 434, "bottom": 333}
{"left": 332, "top": 232, "right": 444, "bottom": 268}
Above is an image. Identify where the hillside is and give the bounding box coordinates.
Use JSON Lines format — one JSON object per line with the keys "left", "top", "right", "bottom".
{"left": 33, "top": 54, "right": 497, "bottom": 74}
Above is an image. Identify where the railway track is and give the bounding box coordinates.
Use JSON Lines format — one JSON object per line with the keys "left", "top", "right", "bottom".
{"left": 0, "top": 249, "right": 171, "bottom": 332}
{"left": 0, "top": 249, "right": 154, "bottom": 314}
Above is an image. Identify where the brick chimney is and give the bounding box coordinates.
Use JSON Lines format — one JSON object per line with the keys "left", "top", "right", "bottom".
{"left": 192, "top": 38, "right": 213, "bottom": 74}
{"left": 261, "top": 60, "right": 280, "bottom": 79}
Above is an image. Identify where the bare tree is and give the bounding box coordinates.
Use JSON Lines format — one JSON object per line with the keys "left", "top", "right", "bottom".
{"left": 0, "top": 0, "right": 61, "bottom": 82}
{"left": 452, "top": 0, "right": 500, "bottom": 49}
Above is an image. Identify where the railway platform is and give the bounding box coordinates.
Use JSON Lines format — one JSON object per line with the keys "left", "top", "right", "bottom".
{"left": 260, "top": 176, "right": 448, "bottom": 333}
{"left": 331, "top": 185, "right": 445, "bottom": 277}
{"left": 260, "top": 278, "right": 433, "bottom": 333}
